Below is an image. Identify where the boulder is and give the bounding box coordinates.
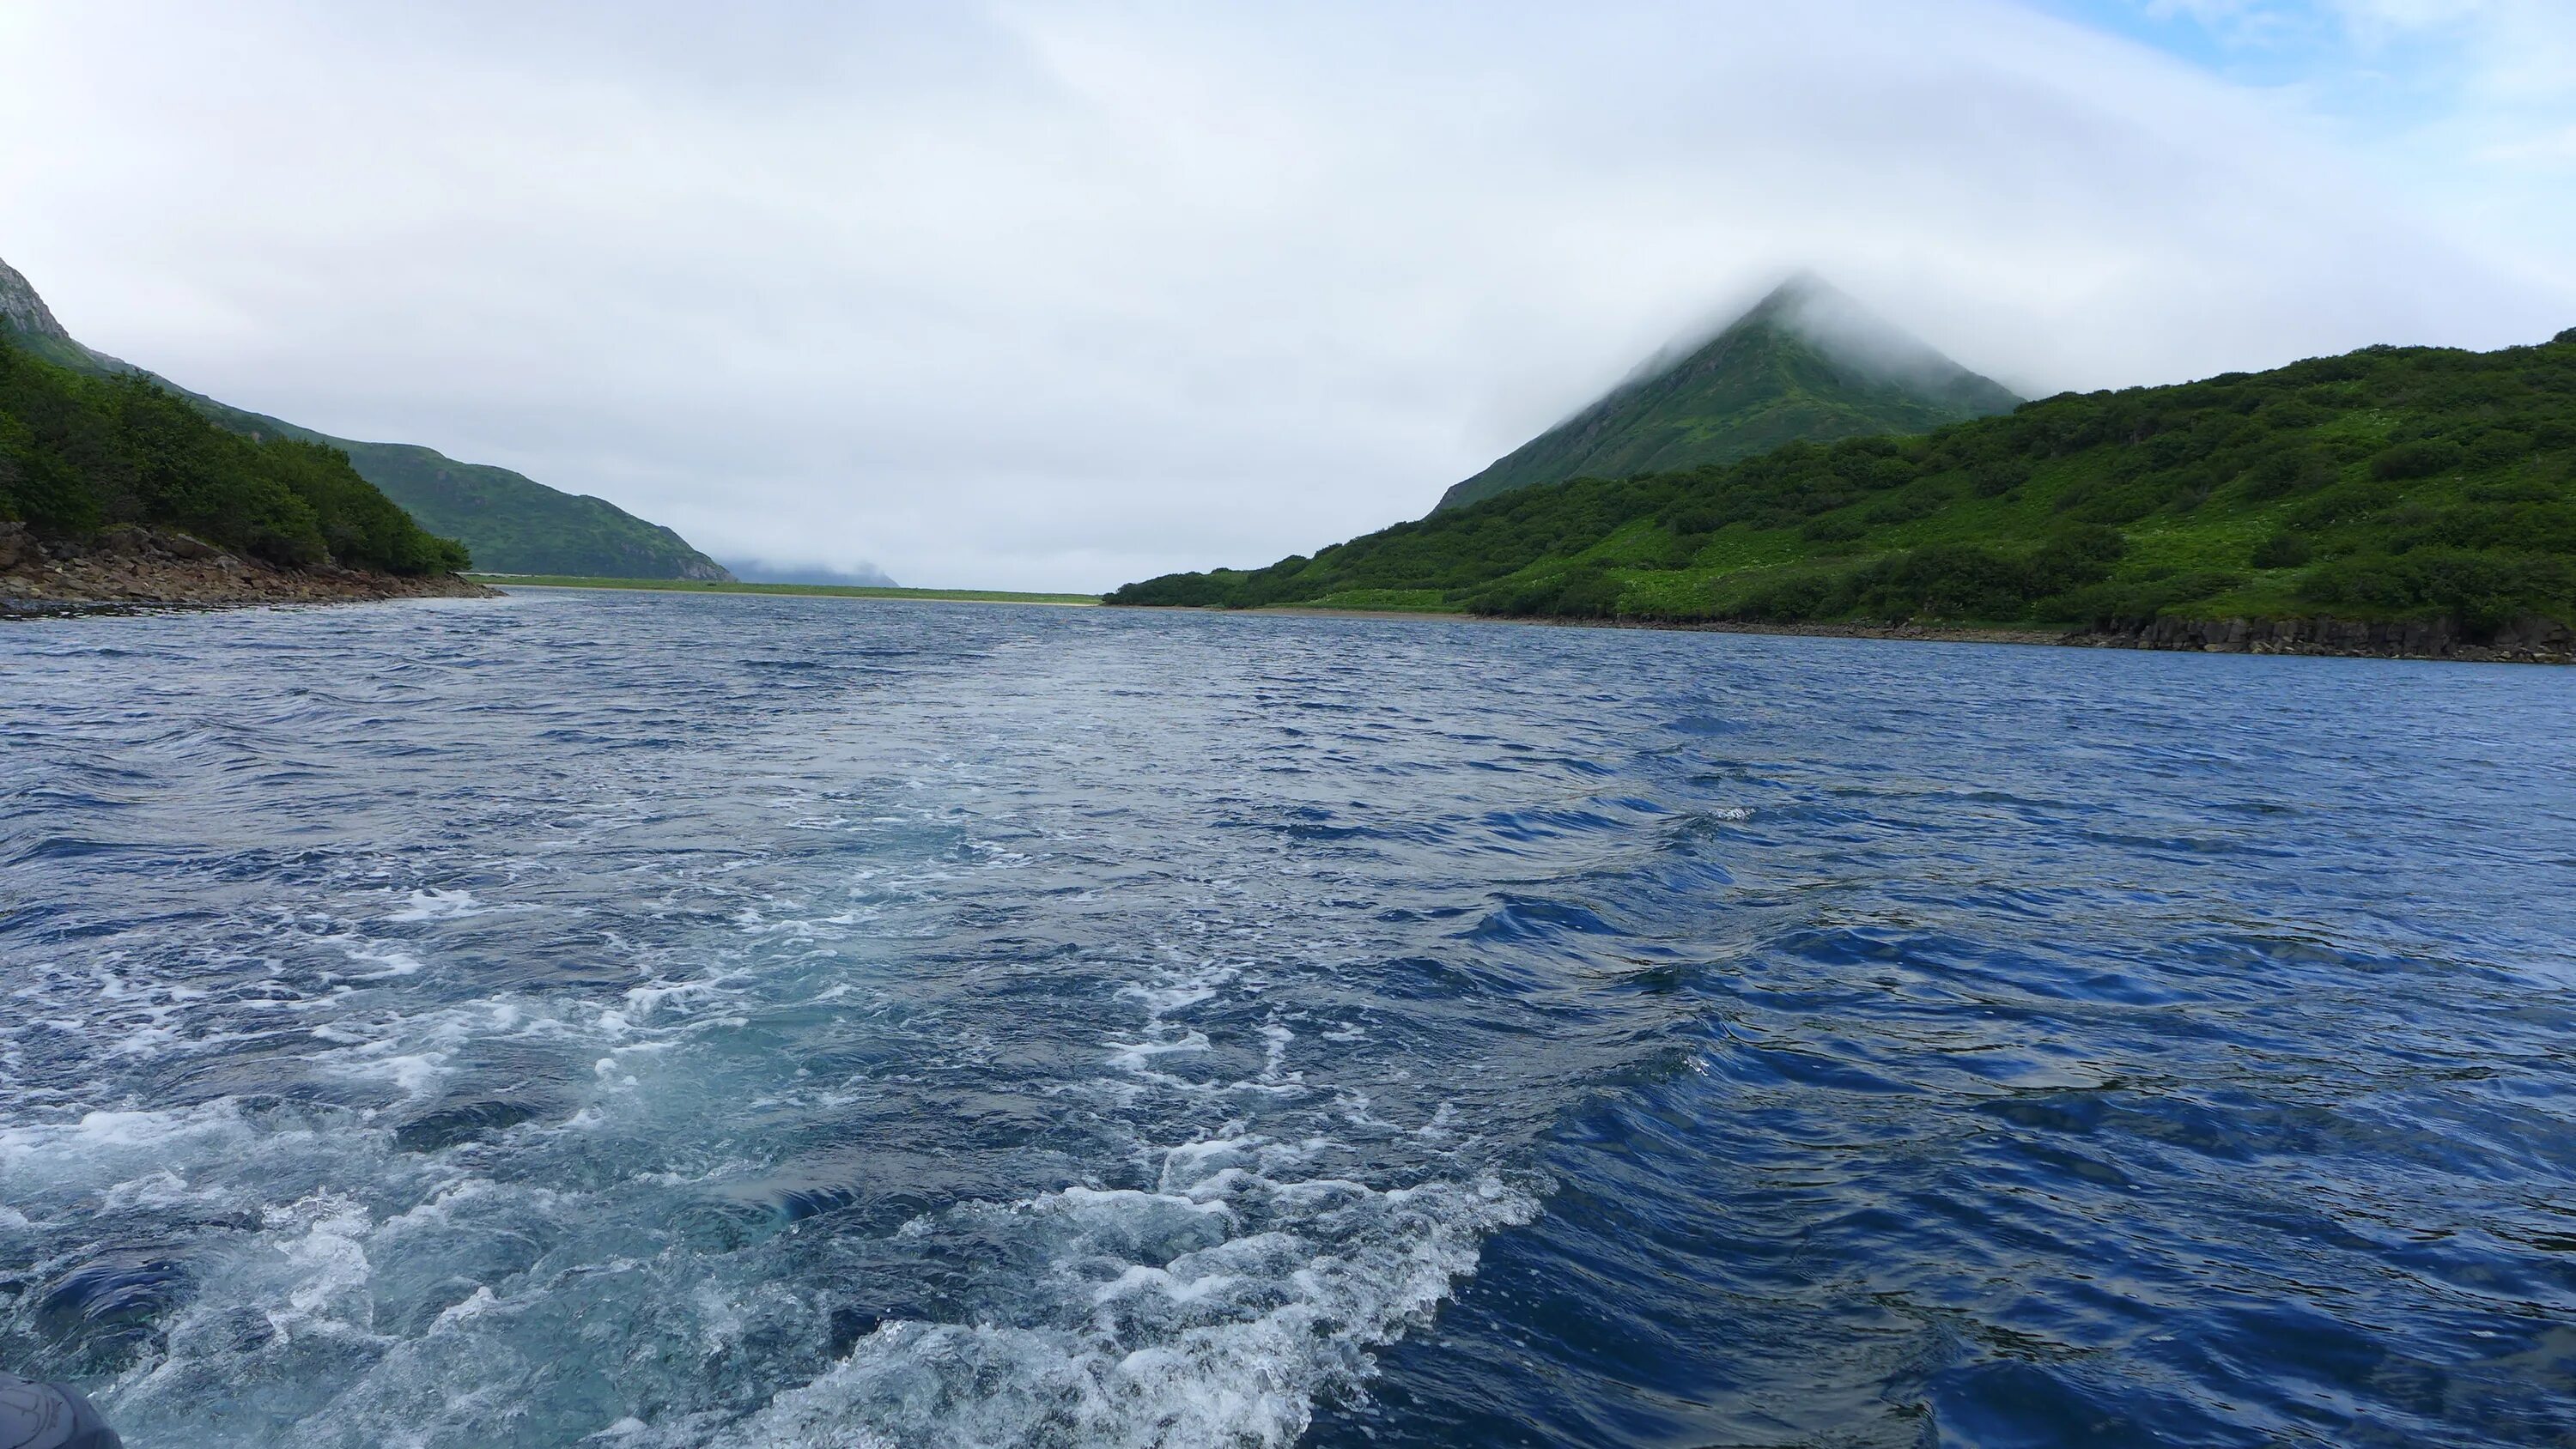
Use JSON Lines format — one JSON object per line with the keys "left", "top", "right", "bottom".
{"left": 0, "top": 521, "right": 33, "bottom": 573}
{"left": 155, "top": 532, "right": 225, "bottom": 561}
{"left": 91, "top": 526, "right": 152, "bottom": 557}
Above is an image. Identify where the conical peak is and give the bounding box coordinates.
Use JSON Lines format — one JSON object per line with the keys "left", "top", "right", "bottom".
{"left": 1742, "top": 270, "right": 1842, "bottom": 320}
{"left": 0, "top": 256, "right": 72, "bottom": 341}
{"left": 1727, "top": 272, "right": 1884, "bottom": 346}
{"left": 1696, "top": 273, "right": 1992, "bottom": 399}
{"left": 1430, "top": 270, "right": 2020, "bottom": 512}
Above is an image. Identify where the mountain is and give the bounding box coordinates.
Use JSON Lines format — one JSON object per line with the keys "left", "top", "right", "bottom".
{"left": 1110, "top": 330, "right": 2576, "bottom": 659}
{"left": 1436, "top": 275, "right": 2021, "bottom": 512}
{"left": 0, "top": 256, "right": 731, "bottom": 580}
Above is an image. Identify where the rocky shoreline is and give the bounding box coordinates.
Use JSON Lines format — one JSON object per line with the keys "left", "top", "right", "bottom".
{"left": 1, "top": 522, "right": 496, "bottom": 615}
{"left": 1613, "top": 613, "right": 2573, "bottom": 664}
{"left": 2065, "top": 613, "right": 2576, "bottom": 664}
{"left": 1222, "top": 604, "right": 2576, "bottom": 664}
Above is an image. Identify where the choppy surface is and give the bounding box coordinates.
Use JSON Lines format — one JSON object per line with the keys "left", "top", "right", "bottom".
{"left": 2, "top": 591, "right": 2572, "bottom": 1448}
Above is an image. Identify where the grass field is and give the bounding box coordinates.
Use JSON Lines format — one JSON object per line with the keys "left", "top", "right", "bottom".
{"left": 471, "top": 575, "right": 1100, "bottom": 606}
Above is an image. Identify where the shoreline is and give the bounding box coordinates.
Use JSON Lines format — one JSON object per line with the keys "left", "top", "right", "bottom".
{"left": 1120, "top": 603, "right": 2576, "bottom": 665}
{"left": 3, "top": 524, "right": 495, "bottom": 617}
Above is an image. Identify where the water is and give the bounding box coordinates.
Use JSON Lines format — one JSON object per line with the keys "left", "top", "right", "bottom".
{"left": 2, "top": 591, "right": 2571, "bottom": 1448}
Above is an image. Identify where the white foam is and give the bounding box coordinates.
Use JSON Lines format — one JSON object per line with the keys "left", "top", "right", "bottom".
{"left": 386, "top": 889, "right": 488, "bottom": 922}
{"left": 432, "top": 1285, "right": 502, "bottom": 1330}
{"left": 1105, "top": 1031, "right": 1212, "bottom": 1072}
{"left": 721, "top": 1167, "right": 1534, "bottom": 1449}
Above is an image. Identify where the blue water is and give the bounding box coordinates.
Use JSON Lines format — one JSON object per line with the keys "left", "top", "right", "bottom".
{"left": 3, "top": 591, "right": 2572, "bottom": 1448}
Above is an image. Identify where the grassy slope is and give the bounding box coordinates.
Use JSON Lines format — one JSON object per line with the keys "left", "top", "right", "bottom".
{"left": 477, "top": 575, "right": 1097, "bottom": 605}
{"left": 1438, "top": 291, "right": 2020, "bottom": 512}
{"left": 171, "top": 395, "right": 732, "bottom": 581}
{"left": 0, "top": 337, "right": 470, "bottom": 575}
{"left": 1115, "top": 332, "right": 2576, "bottom": 636}
{"left": 11, "top": 330, "right": 732, "bottom": 580}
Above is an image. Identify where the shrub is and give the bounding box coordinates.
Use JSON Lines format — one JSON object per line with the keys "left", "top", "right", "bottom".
{"left": 1970, "top": 459, "right": 2029, "bottom": 496}
{"left": 2372, "top": 440, "right": 2464, "bottom": 481}
{"left": 2048, "top": 571, "right": 2244, "bottom": 628}
{"left": 2240, "top": 446, "right": 2335, "bottom": 500}
{"left": 2300, "top": 549, "right": 2576, "bottom": 635}
{"left": 2251, "top": 533, "right": 2313, "bottom": 569}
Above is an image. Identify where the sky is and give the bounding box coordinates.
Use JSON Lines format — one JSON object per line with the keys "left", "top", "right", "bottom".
{"left": 2, "top": 1, "right": 2571, "bottom": 590}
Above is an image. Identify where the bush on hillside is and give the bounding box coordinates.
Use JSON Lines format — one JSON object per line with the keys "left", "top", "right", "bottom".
{"left": 2372, "top": 440, "right": 2464, "bottom": 481}
{"left": 0, "top": 340, "right": 469, "bottom": 574}
{"left": 2299, "top": 549, "right": 2574, "bottom": 637}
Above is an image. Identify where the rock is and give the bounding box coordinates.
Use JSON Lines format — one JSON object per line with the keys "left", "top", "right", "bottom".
{"left": 0, "top": 524, "right": 497, "bottom": 609}
{"left": 2075, "top": 614, "right": 2576, "bottom": 664}
{"left": 0, "top": 521, "right": 34, "bottom": 574}
{"left": 154, "top": 531, "right": 225, "bottom": 561}
{"left": 91, "top": 525, "right": 152, "bottom": 557}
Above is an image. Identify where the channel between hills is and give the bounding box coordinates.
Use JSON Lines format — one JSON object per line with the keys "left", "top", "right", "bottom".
{"left": 470, "top": 575, "right": 1100, "bottom": 606}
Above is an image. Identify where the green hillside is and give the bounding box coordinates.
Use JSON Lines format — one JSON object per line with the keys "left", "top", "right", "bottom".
{"left": 179, "top": 397, "right": 732, "bottom": 579}
{"left": 1113, "top": 330, "right": 2576, "bottom": 640}
{"left": 0, "top": 256, "right": 730, "bottom": 580}
{"left": 1435, "top": 276, "right": 2020, "bottom": 512}
{"left": 0, "top": 336, "right": 468, "bottom": 575}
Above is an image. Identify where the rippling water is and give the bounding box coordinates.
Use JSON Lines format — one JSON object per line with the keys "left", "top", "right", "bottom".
{"left": 3, "top": 591, "right": 2572, "bottom": 1448}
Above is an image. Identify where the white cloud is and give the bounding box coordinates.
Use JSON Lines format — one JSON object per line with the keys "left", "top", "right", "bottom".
{"left": 0, "top": 0, "right": 2566, "bottom": 589}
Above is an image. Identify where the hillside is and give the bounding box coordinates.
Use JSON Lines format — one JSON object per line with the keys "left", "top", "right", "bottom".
{"left": 189, "top": 400, "right": 732, "bottom": 580}
{"left": 1112, "top": 330, "right": 2576, "bottom": 656}
{"left": 1, "top": 334, "right": 468, "bottom": 579}
{"left": 0, "top": 256, "right": 732, "bottom": 580}
{"left": 1436, "top": 276, "right": 2020, "bottom": 512}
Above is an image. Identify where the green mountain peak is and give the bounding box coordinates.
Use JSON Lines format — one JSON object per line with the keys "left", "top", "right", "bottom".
{"left": 1434, "top": 274, "right": 2021, "bottom": 513}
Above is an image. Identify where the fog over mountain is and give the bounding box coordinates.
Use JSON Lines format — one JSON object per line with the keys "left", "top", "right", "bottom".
{"left": 2, "top": 1, "right": 2568, "bottom": 589}
{"left": 1435, "top": 276, "right": 2023, "bottom": 513}
{"left": 725, "top": 560, "right": 900, "bottom": 589}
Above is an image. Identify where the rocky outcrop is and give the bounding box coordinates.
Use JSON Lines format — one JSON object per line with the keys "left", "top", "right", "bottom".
{"left": 2069, "top": 613, "right": 2574, "bottom": 664}
{"left": 0, "top": 257, "right": 75, "bottom": 341}
{"left": 0, "top": 521, "right": 496, "bottom": 614}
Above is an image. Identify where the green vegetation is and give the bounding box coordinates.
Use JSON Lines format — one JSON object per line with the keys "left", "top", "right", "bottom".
{"left": 2, "top": 254, "right": 731, "bottom": 580}
{"left": 1115, "top": 332, "right": 2576, "bottom": 640}
{"left": 228, "top": 422, "right": 730, "bottom": 580}
{"left": 0, "top": 336, "right": 469, "bottom": 574}
{"left": 476, "top": 575, "right": 1097, "bottom": 605}
{"left": 1436, "top": 276, "right": 2020, "bottom": 512}
{"left": 90, "top": 385, "right": 732, "bottom": 580}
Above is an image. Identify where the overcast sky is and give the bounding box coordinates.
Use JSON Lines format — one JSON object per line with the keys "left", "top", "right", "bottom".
{"left": 3, "top": 1, "right": 2571, "bottom": 589}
